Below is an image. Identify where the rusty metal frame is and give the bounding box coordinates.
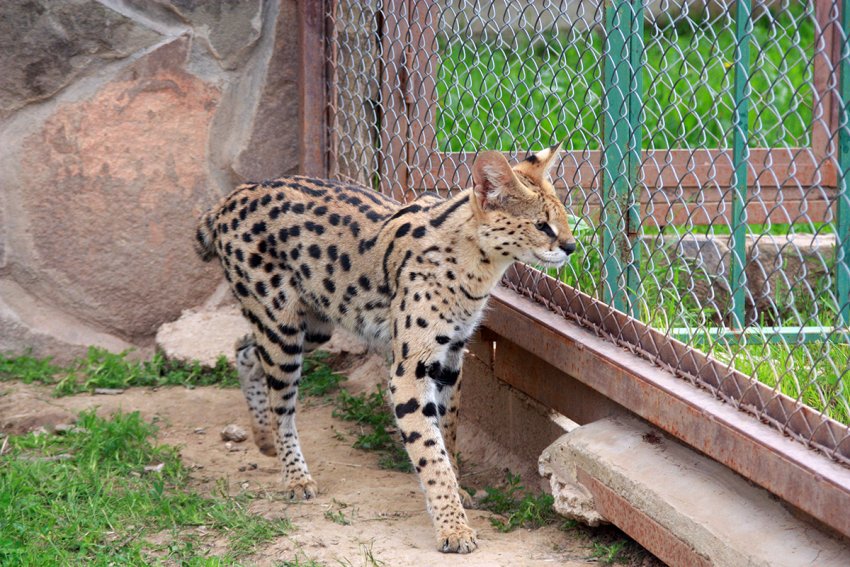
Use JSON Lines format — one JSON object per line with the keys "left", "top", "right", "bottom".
{"left": 477, "top": 265, "right": 850, "bottom": 539}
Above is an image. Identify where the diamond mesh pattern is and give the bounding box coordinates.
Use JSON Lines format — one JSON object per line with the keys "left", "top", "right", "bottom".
{"left": 327, "top": 0, "right": 850, "bottom": 461}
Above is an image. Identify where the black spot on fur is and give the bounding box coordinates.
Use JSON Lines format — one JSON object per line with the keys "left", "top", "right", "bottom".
{"left": 415, "top": 361, "right": 428, "bottom": 378}
{"left": 403, "top": 431, "right": 422, "bottom": 444}
{"left": 395, "top": 222, "right": 411, "bottom": 238}
{"left": 395, "top": 398, "right": 420, "bottom": 419}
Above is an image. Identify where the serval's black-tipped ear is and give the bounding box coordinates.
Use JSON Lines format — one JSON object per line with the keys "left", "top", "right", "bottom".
{"left": 515, "top": 142, "right": 563, "bottom": 182}
{"left": 471, "top": 151, "right": 534, "bottom": 211}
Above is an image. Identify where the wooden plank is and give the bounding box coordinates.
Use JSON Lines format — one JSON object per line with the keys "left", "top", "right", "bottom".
{"left": 493, "top": 338, "right": 626, "bottom": 426}
{"left": 812, "top": 0, "right": 841, "bottom": 161}
{"left": 378, "top": 0, "right": 409, "bottom": 200}
{"left": 409, "top": 148, "right": 837, "bottom": 224}
{"left": 298, "top": 0, "right": 328, "bottom": 177}
{"left": 412, "top": 148, "right": 836, "bottom": 191}
{"left": 325, "top": 0, "right": 340, "bottom": 179}
{"left": 406, "top": 0, "right": 440, "bottom": 203}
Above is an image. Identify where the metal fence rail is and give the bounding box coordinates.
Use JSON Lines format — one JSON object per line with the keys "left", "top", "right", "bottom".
{"left": 326, "top": 0, "right": 850, "bottom": 471}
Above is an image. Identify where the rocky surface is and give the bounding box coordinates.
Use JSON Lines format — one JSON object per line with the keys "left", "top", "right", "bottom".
{"left": 0, "top": 0, "right": 302, "bottom": 359}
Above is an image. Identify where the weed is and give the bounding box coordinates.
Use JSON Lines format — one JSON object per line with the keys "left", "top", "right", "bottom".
{"left": 335, "top": 542, "right": 386, "bottom": 567}
{"left": 590, "top": 540, "right": 629, "bottom": 565}
{"left": 281, "top": 558, "right": 326, "bottom": 567}
{"left": 0, "top": 410, "right": 289, "bottom": 564}
{"left": 478, "top": 472, "right": 557, "bottom": 532}
{"left": 300, "top": 352, "right": 347, "bottom": 399}
{"left": 332, "top": 387, "right": 413, "bottom": 473}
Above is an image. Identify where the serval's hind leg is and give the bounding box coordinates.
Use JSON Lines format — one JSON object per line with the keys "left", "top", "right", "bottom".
{"left": 235, "top": 335, "right": 276, "bottom": 457}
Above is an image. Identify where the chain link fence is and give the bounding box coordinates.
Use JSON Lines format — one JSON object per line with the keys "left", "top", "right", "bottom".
{"left": 327, "top": 0, "right": 850, "bottom": 462}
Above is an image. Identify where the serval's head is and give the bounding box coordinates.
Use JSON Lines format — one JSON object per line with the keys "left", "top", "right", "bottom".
{"left": 469, "top": 144, "right": 577, "bottom": 268}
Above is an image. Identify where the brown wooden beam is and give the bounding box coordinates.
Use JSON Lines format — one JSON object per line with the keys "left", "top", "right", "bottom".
{"left": 298, "top": 0, "right": 328, "bottom": 177}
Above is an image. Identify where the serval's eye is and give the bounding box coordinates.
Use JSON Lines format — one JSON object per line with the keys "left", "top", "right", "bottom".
{"left": 535, "top": 221, "right": 555, "bottom": 238}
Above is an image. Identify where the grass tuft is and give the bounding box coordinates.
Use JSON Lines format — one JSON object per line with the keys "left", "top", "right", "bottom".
{"left": 0, "top": 347, "right": 239, "bottom": 396}
{"left": 0, "top": 410, "right": 289, "bottom": 564}
{"left": 478, "top": 472, "right": 557, "bottom": 532}
{"left": 332, "top": 387, "right": 413, "bottom": 473}
{"left": 300, "top": 352, "right": 347, "bottom": 399}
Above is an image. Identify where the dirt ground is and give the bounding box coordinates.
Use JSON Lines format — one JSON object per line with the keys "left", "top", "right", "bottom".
{"left": 0, "top": 370, "right": 649, "bottom": 566}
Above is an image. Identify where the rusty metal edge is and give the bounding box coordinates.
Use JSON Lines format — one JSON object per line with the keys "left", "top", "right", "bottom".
{"left": 484, "top": 282, "right": 850, "bottom": 540}
{"left": 503, "top": 264, "right": 850, "bottom": 464}
{"left": 576, "top": 468, "right": 712, "bottom": 567}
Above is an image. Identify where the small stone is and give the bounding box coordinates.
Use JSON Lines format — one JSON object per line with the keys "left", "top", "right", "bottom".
{"left": 193, "top": 427, "right": 206, "bottom": 435}
{"left": 143, "top": 462, "right": 164, "bottom": 473}
{"left": 238, "top": 462, "right": 258, "bottom": 472}
{"left": 220, "top": 424, "right": 248, "bottom": 442}
{"left": 93, "top": 388, "right": 124, "bottom": 395}
{"left": 53, "top": 423, "right": 75, "bottom": 435}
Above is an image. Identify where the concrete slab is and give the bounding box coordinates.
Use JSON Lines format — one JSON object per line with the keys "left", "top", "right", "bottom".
{"left": 540, "top": 416, "right": 850, "bottom": 567}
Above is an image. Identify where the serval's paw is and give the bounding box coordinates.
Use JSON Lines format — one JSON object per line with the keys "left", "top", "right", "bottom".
{"left": 284, "top": 477, "right": 318, "bottom": 500}
{"left": 437, "top": 524, "right": 478, "bottom": 554}
{"left": 251, "top": 428, "right": 277, "bottom": 456}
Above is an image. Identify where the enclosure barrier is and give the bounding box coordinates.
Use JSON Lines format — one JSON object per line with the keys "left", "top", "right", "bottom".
{"left": 298, "top": 0, "right": 850, "bottom": 543}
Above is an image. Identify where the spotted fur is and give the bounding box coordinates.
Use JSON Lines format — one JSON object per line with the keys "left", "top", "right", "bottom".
{"left": 195, "top": 146, "right": 576, "bottom": 553}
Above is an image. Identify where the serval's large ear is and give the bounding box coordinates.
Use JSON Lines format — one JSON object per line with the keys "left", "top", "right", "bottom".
{"left": 514, "top": 142, "right": 563, "bottom": 183}
{"left": 471, "top": 151, "right": 534, "bottom": 211}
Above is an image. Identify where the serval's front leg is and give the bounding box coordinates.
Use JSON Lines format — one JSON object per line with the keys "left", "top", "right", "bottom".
{"left": 433, "top": 340, "right": 474, "bottom": 507}
{"left": 390, "top": 331, "right": 477, "bottom": 554}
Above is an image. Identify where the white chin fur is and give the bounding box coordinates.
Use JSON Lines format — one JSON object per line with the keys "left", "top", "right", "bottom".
{"left": 528, "top": 251, "right": 568, "bottom": 268}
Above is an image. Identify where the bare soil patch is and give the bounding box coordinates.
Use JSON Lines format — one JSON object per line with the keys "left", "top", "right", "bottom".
{"left": 0, "top": 373, "right": 649, "bottom": 566}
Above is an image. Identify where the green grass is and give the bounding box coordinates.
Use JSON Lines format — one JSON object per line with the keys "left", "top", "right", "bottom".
{"left": 478, "top": 472, "right": 557, "bottom": 532}
{"left": 552, "top": 220, "right": 850, "bottom": 426}
{"left": 437, "top": 4, "right": 813, "bottom": 151}
{"left": 332, "top": 387, "right": 413, "bottom": 473}
{"left": 300, "top": 352, "right": 347, "bottom": 399}
{"left": 0, "top": 347, "right": 239, "bottom": 396}
{"left": 0, "top": 410, "right": 290, "bottom": 565}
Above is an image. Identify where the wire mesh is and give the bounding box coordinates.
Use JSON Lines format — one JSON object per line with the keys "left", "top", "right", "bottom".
{"left": 326, "top": 0, "right": 850, "bottom": 461}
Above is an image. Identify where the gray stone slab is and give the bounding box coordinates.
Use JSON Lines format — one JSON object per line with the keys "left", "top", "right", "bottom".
{"left": 540, "top": 416, "right": 850, "bottom": 567}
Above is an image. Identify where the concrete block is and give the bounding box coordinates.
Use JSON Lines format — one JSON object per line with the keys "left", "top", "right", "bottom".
{"left": 540, "top": 416, "right": 850, "bottom": 567}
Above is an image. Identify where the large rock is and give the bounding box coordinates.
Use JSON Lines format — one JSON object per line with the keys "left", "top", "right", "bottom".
{"left": 9, "top": 37, "right": 223, "bottom": 339}
{"left": 231, "top": 0, "right": 301, "bottom": 181}
{"left": 126, "top": 0, "right": 264, "bottom": 70}
{"left": 156, "top": 306, "right": 252, "bottom": 367}
{"left": 0, "top": 0, "right": 161, "bottom": 119}
{"left": 0, "top": 279, "right": 136, "bottom": 365}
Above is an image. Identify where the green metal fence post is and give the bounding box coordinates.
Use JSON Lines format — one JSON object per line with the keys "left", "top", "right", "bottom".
{"left": 728, "top": 0, "right": 752, "bottom": 329}
{"left": 837, "top": 0, "right": 850, "bottom": 327}
{"left": 626, "top": 0, "right": 644, "bottom": 318}
{"left": 602, "top": 0, "right": 643, "bottom": 316}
